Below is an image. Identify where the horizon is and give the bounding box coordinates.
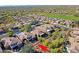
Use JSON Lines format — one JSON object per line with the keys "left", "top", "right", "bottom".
{"left": 0, "top": 0, "right": 78, "bottom": 6}
{"left": 0, "top": 5, "right": 79, "bottom": 7}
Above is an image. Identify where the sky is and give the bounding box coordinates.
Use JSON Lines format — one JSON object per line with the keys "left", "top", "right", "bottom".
{"left": 0, "top": 0, "right": 78, "bottom": 6}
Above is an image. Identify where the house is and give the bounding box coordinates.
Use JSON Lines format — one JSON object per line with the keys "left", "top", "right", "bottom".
{"left": 31, "top": 24, "right": 49, "bottom": 37}
{"left": 0, "top": 47, "right": 3, "bottom": 53}
{"left": 1, "top": 37, "right": 19, "bottom": 48}
{"left": 15, "top": 32, "right": 26, "bottom": 41}
{"left": 31, "top": 29, "right": 48, "bottom": 38}
{"left": 10, "top": 42, "right": 24, "bottom": 52}
{"left": 11, "top": 27, "right": 21, "bottom": 35}
{"left": 0, "top": 41, "right": 5, "bottom": 50}
{"left": 46, "top": 27, "right": 55, "bottom": 34}
{"left": 64, "top": 20, "right": 72, "bottom": 27}
{"left": 27, "top": 34, "right": 38, "bottom": 43}
{"left": 0, "top": 29, "right": 6, "bottom": 35}
{"left": 0, "top": 41, "right": 4, "bottom": 53}
{"left": 1, "top": 37, "right": 24, "bottom": 51}
{"left": 31, "top": 24, "right": 55, "bottom": 38}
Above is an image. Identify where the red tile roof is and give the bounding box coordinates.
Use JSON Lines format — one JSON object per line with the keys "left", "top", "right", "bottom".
{"left": 38, "top": 44, "right": 49, "bottom": 52}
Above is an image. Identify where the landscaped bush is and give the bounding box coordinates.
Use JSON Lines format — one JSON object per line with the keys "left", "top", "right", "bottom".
{"left": 21, "top": 24, "right": 32, "bottom": 32}
{"left": 7, "top": 30, "right": 14, "bottom": 37}
{"left": 48, "top": 38, "right": 64, "bottom": 50}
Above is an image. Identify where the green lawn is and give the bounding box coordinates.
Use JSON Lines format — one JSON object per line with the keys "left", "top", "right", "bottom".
{"left": 37, "top": 12, "right": 79, "bottom": 21}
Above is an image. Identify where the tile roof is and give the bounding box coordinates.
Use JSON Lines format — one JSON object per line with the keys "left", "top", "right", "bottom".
{"left": 38, "top": 44, "right": 50, "bottom": 52}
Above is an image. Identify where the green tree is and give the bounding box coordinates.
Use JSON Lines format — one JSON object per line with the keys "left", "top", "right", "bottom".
{"left": 42, "top": 40, "right": 49, "bottom": 46}
{"left": 48, "top": 43, "right": 53, "bottom": 48}
{"left": 5, "top": 16, "right": 15, "bottom": 24}
{"left": 51, "top": 31, "right": 60, "bottom": 39}
{"left": 21, "top": 24, "right": 32, "bottom": 32}
{"left": 51, "top": 48, "right": 59, "bottom": 53}
{"left": 7, "top": 30, "right": 14, "bottom": 37}
{"left": 59, "top": 38, "right": 64, "bottom": 45}
{"left": 21, "top": 44, "right": 35, "bottom": 53}
{"left": 48, "top": 38, "right": 64, "bottom": 49}
{"left": 37, "top": 36, "right": 45, "bottom": 43}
